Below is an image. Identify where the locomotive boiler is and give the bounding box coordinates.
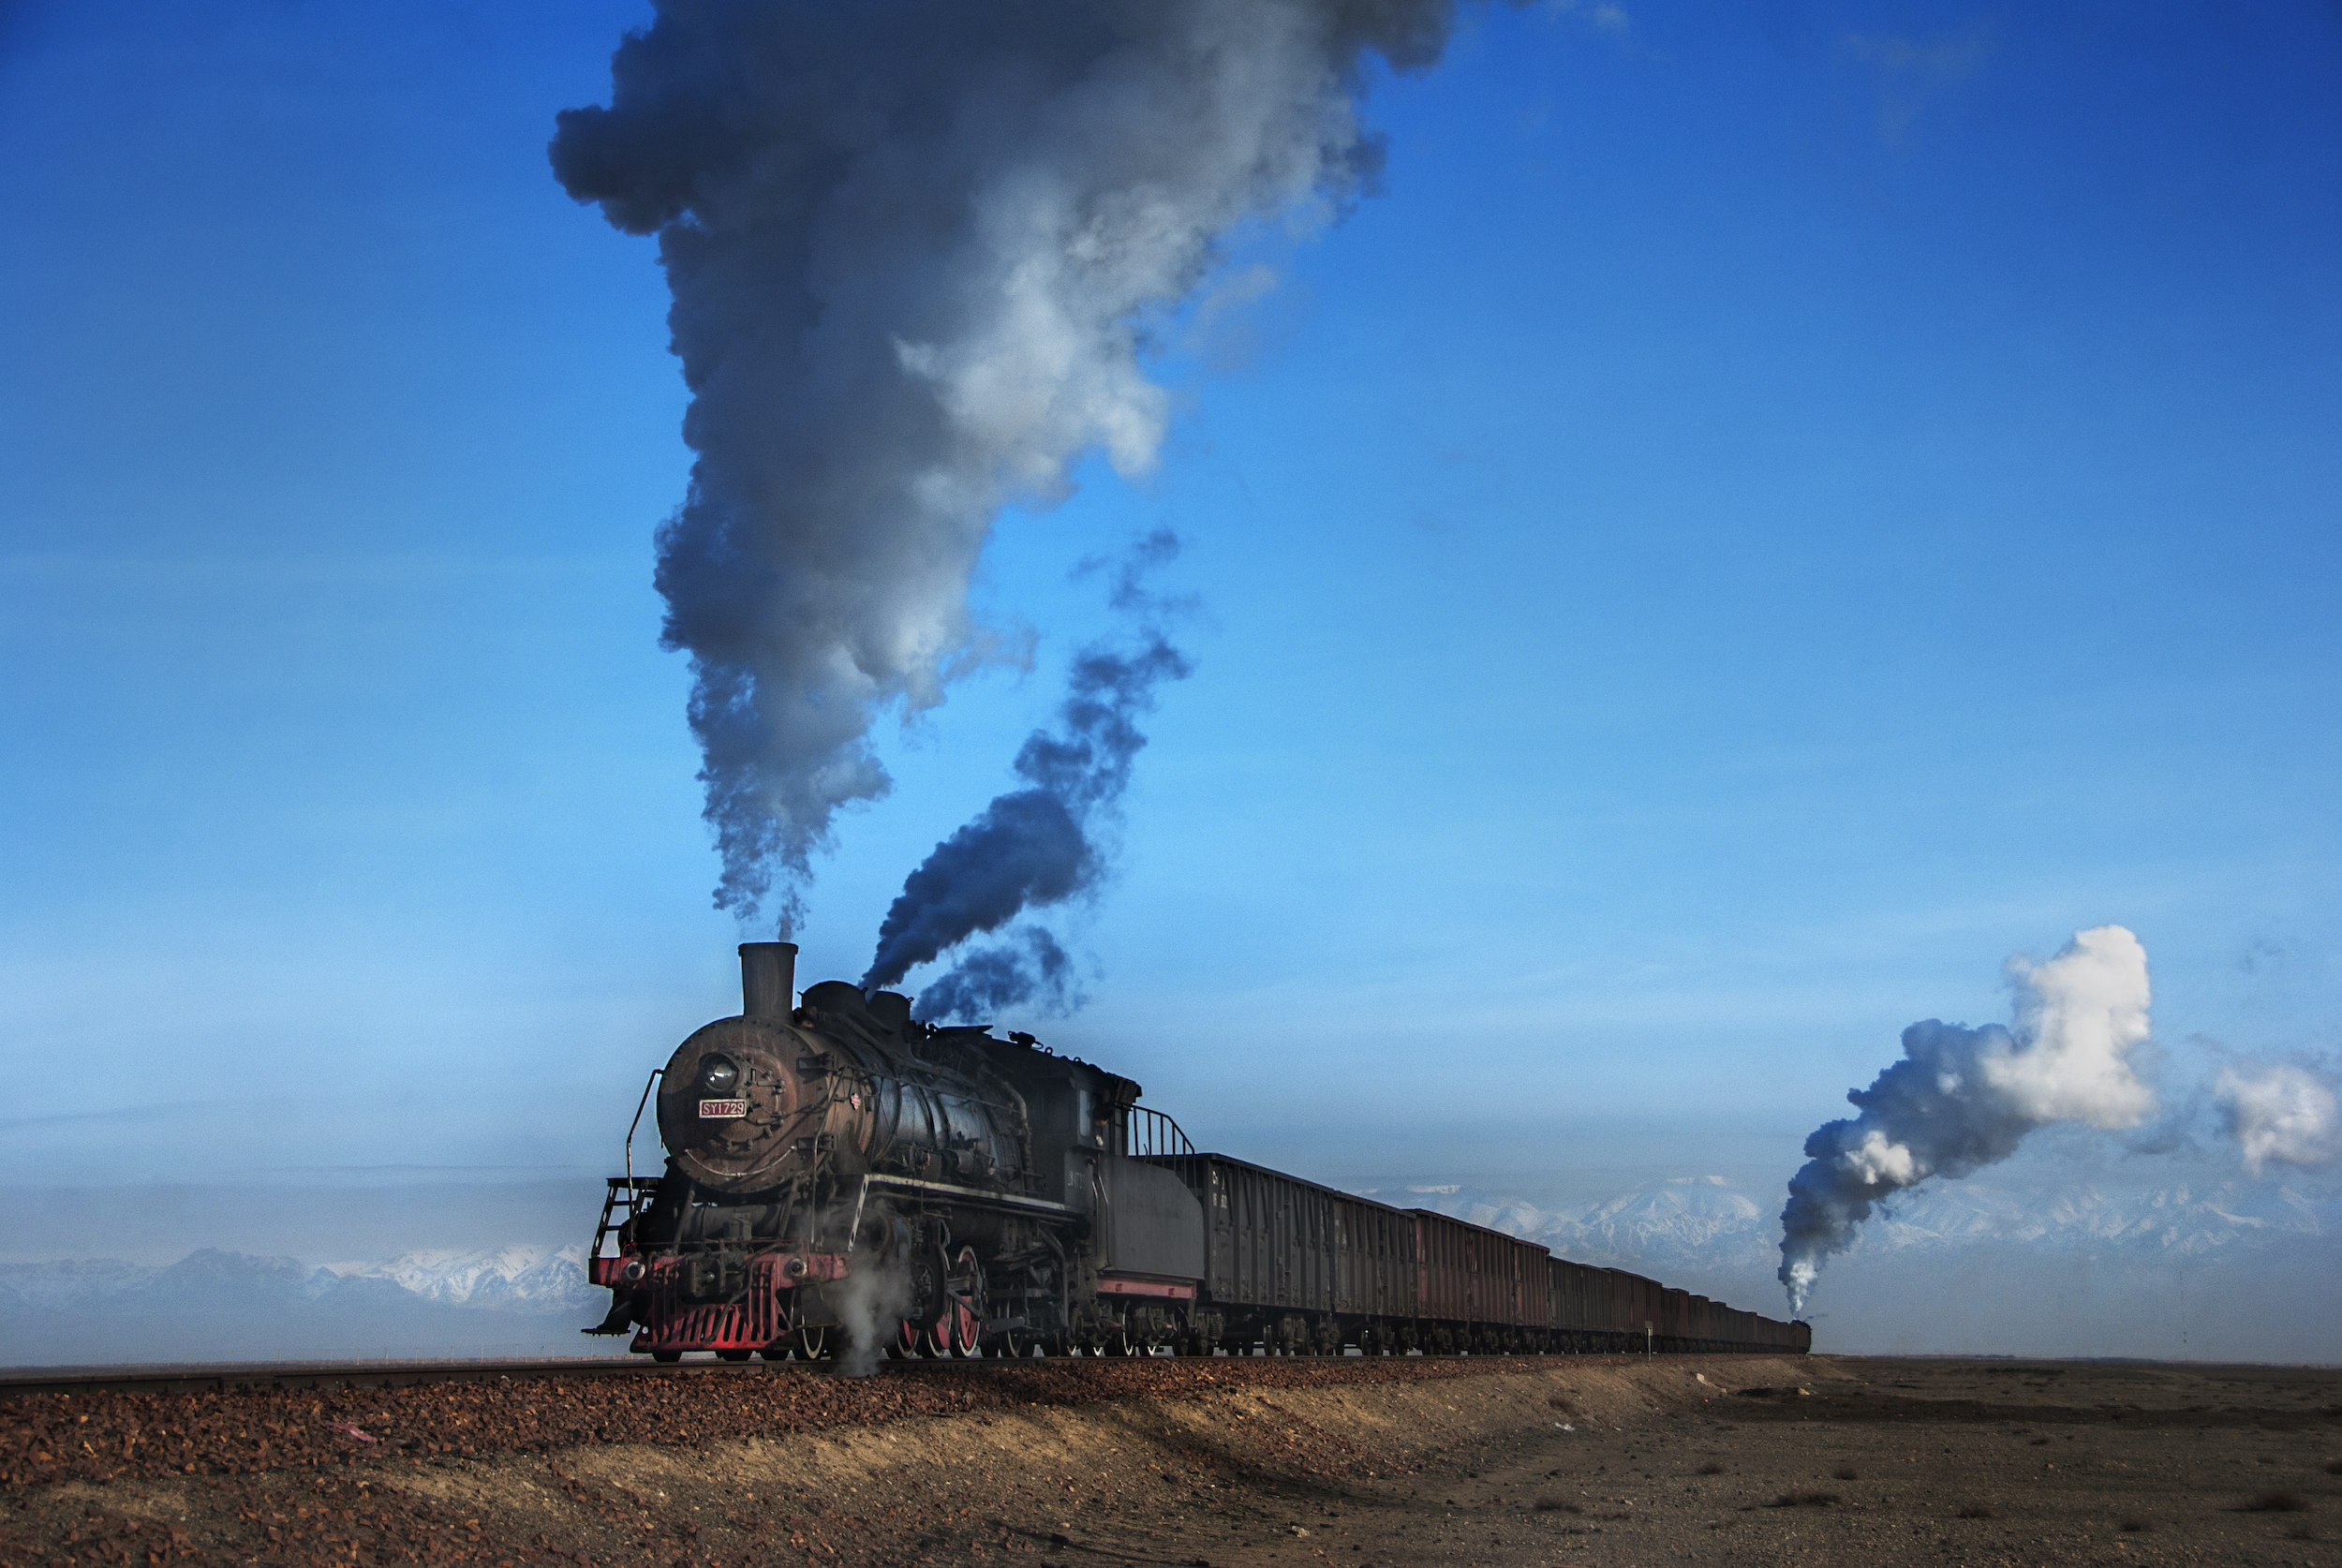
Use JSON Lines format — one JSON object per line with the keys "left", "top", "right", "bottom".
{"left": 586, "top": 942, "right": 1809, "bottom": 1361}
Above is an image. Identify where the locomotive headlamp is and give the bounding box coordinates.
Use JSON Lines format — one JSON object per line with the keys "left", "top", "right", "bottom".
{"left": 698, "top": 1054, "right": 740, "bottom": 1096}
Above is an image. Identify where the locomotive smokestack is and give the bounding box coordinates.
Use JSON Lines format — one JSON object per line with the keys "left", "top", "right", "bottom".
{"left": 739, "top": 942, "right": 798, "bottom": 1021}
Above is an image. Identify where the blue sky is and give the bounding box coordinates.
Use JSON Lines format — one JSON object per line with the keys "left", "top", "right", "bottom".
{"left": 2, "top": 0, "right": 2336, "bottom": 1261}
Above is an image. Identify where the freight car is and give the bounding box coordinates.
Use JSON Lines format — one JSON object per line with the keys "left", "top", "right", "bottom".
{"left": 586, "top": 944, "right": 1809, "bottom": 1361}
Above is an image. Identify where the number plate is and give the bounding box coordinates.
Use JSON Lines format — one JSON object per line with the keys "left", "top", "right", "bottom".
{"left": 698, "top": 1098, "right": 748, "bottom": 1119}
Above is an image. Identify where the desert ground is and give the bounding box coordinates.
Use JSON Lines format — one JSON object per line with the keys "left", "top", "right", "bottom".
{"left": 4, "top": 1351, "right": 2337, "bottom": 1565}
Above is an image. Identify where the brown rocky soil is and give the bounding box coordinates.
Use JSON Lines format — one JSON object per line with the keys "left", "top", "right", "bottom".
{"left": 3, "top": 1352, "right": 2337, "bottom": 1566}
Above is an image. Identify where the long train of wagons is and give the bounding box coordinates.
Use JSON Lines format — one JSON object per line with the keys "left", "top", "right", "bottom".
{"left": 586, "top": 944, "right": 1810, "bottom": 1361}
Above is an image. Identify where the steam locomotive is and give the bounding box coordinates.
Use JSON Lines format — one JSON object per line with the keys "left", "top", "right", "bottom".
{"left": 586, "top": 943, "right": 1809, "bottom": 1360}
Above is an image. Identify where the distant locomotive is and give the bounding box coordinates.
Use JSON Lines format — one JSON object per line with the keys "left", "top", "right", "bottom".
{"left": 586, "top": 943, "right": 1809, "bottom": 1360}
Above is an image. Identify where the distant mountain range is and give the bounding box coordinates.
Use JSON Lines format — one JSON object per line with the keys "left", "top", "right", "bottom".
{"left": 1368, "top": 1171, "right": 2335, "bottom": 1276}
{"left": 321, "top": 1243, "right": 602, "bottom": 1311}
{"left": 1363, "top": 1171, "right": 2340, "bottom": 1363}
{"left": 4, "top": 1176, "right": 2332, "bottom": 1367}
{"left": 0, "top": 1245, "right": 614, "bottom": 1368}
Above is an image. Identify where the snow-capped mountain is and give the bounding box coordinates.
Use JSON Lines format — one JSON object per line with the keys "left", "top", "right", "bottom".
{"left": 321, "top": 1244, "right": 599, "bottom": 1311}
{"left": 1359, "top": 1170, "right": 2340, "bottom": 1361}
{"left": 0, "top": 1245, "right": 615, "bottom": 1367}
{"left": 1393, "top": 1176, "right": 1769, "bottom": 1265}
{"left": 1369, "top": 1171, "right": 2334, "bottom": 1271}
{"left": 1362, "top": 1175, "right": 1775, "bottom": 1278}
{"left": 1851, "top": 1176, "right": 2330, "bottom": 1257}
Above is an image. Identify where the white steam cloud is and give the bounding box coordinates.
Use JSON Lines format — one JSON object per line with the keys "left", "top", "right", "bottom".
{"left": 552, "top": 0, "right": 1465, "bottom": 931}
{"left": 1777, "top": 925, "right": 2156, "bottom": 1314}
{"left": 2217, "top": 1063, "right": 2342, "bottom": 1177}
{"left": 833, "top": 1250, "right": 914, "bottom": 1380}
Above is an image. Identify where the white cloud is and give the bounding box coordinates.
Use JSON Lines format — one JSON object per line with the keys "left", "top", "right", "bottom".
{"left": 2217, "top": 1063, "right": 2342, "bottom": 1177}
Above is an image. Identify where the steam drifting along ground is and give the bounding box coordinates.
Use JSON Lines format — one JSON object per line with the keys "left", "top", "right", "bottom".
{"left": 7, "top": 1354, "right": 2339, "bottom": 1566}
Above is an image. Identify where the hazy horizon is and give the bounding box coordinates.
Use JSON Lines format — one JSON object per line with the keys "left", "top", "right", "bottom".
{"left": 4, "top": 0, "right": 2336, "bottom": 1367}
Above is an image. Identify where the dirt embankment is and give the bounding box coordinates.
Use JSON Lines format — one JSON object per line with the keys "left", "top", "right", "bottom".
{"left": 6, "top": 1353, "right": 2339, "bottom": 1566}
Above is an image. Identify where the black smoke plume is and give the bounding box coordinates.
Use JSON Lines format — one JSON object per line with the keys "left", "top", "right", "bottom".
{"left": 912, "top": 926, "right": 1081, "bottom": 1025}
{"left": 866, "top": 532, "right": 1191, "bottom": 1018}
{"left": 552, "top": 0, "right": 1464, "bottom": 932}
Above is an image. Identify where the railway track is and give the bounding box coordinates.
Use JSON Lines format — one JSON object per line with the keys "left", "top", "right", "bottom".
{"left": 0, "top": 1344, "right": 1621, "bottom": 1399}
{"left": 0, "top": 1354, "right": 780, "bottom": 1398}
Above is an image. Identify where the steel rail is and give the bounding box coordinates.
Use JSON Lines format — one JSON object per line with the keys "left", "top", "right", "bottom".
{"left": 0, "top": 1355, "right": 787, "bottom": 1399}
{"left": 0, "top": 1343, "right": 1787, "bottom": 1400}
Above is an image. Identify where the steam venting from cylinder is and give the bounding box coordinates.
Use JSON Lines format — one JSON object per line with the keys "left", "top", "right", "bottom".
{"left": 551, "top": 0, "right": 1466, "bottom": 935}
{"left": 834, "top": 1250, "right": 913, "bottom": 1380}
{"left": 1776, "top": 925, "right": 2157, "bottom": 1315}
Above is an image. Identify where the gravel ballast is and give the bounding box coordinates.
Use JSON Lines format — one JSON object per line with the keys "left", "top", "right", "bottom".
{"left": 7, "top": 1354, "right": 2337, "bottom": 1567}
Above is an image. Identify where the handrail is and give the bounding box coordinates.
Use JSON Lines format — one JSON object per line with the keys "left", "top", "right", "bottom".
{"left": 1123, "top": 1104, "right": 1193, "bottom": 1159}
{"left": 624, "top": 1069, "right": 662, "bottom": 1186}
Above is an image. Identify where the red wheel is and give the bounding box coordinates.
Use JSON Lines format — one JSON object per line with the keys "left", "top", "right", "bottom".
{"left": 947, "top": 1245, "right": 985, "bottom": 1357}
{"left": 904, "top": 1246, "right": 949, "bottom": 1357}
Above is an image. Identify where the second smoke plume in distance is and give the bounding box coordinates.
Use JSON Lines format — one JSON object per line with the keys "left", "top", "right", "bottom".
{"left": 1776, "top": 925, "right": 2157, "bottom": 1313}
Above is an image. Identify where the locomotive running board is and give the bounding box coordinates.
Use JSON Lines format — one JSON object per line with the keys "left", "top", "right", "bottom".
{"left": 861, "top": 1173, "right": 1081, "bottom": 1220}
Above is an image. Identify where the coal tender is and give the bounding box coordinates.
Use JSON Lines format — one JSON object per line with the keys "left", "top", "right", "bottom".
{"left": 587, "top": 943, "right": 1809, "bottom": 1360}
